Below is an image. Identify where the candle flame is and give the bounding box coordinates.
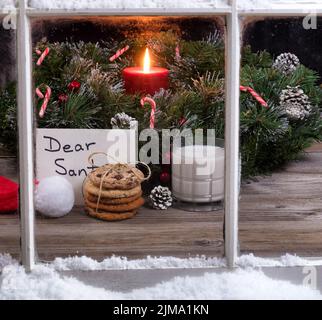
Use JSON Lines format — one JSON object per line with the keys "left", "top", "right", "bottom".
{"left": 143, "top": 48, "right": 151, "bottom": 73}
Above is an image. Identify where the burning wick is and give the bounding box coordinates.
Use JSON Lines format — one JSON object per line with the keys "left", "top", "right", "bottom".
{"left": 143, "top": 48, "right": 151, "bottom": 73}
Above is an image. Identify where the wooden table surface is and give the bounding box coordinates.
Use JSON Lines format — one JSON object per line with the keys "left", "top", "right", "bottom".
{"left": 1, "top": 143, "right": 322, "bottom": 261}
{"left": 239, "top": 142, "right": 322, "bottom": 257}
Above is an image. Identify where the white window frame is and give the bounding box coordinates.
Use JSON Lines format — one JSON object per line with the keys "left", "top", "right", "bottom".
{"left": 6, "top": 0, "right": 322, "bottom": 270}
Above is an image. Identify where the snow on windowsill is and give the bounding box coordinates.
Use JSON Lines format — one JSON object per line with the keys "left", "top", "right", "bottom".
{"left": 2, "top": 253, "right": 322, "bottom": 300}
{"left": 0, "top": 253, "right": 18, "bottom": 271}
{"left": 1, "top": 253, "right": 322, "bottom": 300}
{"left": 0, "top": 0, "right": 16, "bottom": 9}
{"left": 3, "top": 0, "right": 322, "bottom": 11}
{"left": 28, "top": 0, "right": 230, "bottom": 10}
{"left": 51, "top": 255, "right": 227, "bottom": 271}
{"left": 237, "top": 253, "right": 321, "bottom": 268}
{"left": 238, "top": 0, "right": 322, "bottom": 10}
{"left": 27, "top": 0, "right": 322, "bottom": 11}
{"left": 2, "top": 253, "right": 320, "bottom": 273}
{"left": 22, "top": 254, "right": 322, "bottom": 271}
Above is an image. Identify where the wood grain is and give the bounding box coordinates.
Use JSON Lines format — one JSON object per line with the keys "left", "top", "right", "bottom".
{"left": 239, "top": 143, "right": 322, "bottom": 257}
{"left": 0, "top": 157, "right": 18, "bottom": 182}
{"left": 35, "top": 207, "right": 224, "bottom": 261}
{"left": 0, "top": 156, "right": 20, "bottom": 258}
{"left": 0, "top": 213, "right": 20, "bottom": 258}
{"left": 1, "top": 143, "right": 322, "bottom": 260}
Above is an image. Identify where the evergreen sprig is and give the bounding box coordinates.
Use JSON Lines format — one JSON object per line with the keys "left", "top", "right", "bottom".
{"left": 37, "top": 86, "right": 101, "bottom": 129}
{"left": 0, "top": 83, "right": 17, "bottom": 152}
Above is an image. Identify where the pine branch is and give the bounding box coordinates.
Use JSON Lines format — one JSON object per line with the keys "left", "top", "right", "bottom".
{"left": 38, "top": 86, "right": 101, "bottom": 129}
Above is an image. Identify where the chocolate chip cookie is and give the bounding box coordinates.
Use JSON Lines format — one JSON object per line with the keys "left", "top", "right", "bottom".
{"left": 85, "top": 197, "right": 144, "bottom": 213}
{"left": 86, "top": 207, "right": 137, "bottom": 221}
{"left": 85, "top": 190, "right": 143, "bottom": 205}
{"left": 84, "top": 179, "right": 142, "bottom": 199}
{"left": 88, "top": 163, "right": 144, "bottom": 190}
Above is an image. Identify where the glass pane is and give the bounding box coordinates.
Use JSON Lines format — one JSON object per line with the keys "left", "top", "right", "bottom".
{"left": 239, "top": 17, "right": 322, "bottom": 257}
{"left": 31, "top": 16, "right": 226, "bottom": 261}
{"left": 0, "top": 9, "right": 19, "bottom": 260}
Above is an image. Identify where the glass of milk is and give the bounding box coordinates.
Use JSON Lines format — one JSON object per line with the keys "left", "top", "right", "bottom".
{"left": 172, "top": 139, "right": 225, "bottom": 210}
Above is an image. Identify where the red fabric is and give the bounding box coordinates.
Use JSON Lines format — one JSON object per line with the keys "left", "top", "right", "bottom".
{"left": 0, "top": 176, "right": 19, "bottom": 213}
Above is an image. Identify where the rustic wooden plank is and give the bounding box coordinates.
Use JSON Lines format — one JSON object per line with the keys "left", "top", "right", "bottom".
{"left": 239, "top": 221, "right": 322, "bottom": 257}
{"left": 0, "top": 158, "right": 18, "bottom": 182}
{"left": 0, "top": 145, "right": 16, "bottom": 157}
{"left": 0, "top": 154, "right": 20, "bottom": 258}
{"left": 35, "top": 207, "right": 224, "bottom": 260}
{"left": 0, "top": 213, "right": 20, "bottom": 259}
{"left": 283, "top": 154, "right": 322, "bottom": 174}
{"left": 305, "top": 142, "right": 322, "bottom": 153}
{"left": 239, "top": 142, "right": 322, "bottom": 256}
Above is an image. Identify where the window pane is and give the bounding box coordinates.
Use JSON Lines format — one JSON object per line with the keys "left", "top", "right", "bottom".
{"left": 31, "top": 16, "right": 226, "bottom": 261}
{"left": 239, "top": 17, "right": 322, "bottom": 257}
{"left": 0, "top": 9, "right": 19, "bottom": 260}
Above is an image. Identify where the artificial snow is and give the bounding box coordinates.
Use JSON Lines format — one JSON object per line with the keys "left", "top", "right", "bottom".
{"left": 27, "top": 0, "right": 322, "bottom": 10}
{"left": 123, "top": 270, "right": 322, "bottom": 300}
{"left": 0, "top": 253, "right": 17, "bottom": 272}
{"left": 52, "top": 255, "right": 226, "bottom": 271}
{"left": 51, "top": 254, "right": 322, "bottom": 271}
{"left": 236, "top": 253, "right": 321, "bottom": 268}
{"left": 0, "top": 0, "right": 16, "bottom": 9}
{"left": 2, "top": 253, "right": 321, "bottom": 274}
{"left": 28, "top": 0, "right": 229, "bottom": 10}
{"left": 1, "top": 253, "right": 322, "bottom": 299}
{"left": 0, "top": 264, "right": 117, "bottom": 300}
{"left": 0, "top": 262, "right": 321, "bottom": 300}
{"left": 238, "top": 0, "right": 322, "bottom": 9}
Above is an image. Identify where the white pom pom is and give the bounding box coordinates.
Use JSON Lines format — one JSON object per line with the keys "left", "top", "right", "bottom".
{"left": 35, "top": 176, "right": 75, "bottom": 218}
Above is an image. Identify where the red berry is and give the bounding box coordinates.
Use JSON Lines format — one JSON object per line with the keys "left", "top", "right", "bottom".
{"left": 68, "top": 80, "right": 81, "bottom": 92}
{"left": 160, "top": 171, "right": 171, "bottom": 184}
{"left": 58, "top": 93, "right": 68, "bottom": 103}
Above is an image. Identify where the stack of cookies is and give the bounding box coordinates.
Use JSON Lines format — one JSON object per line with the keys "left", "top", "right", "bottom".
{"left": 83, "top": 163, "right": 145, "bottom": 221}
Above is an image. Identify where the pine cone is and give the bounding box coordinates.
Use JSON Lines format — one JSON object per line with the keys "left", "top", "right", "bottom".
{"left": 111, "top": 112, "right": 135, "bottom": 129}
{"left": 273, "top": 53, "right": 300, "bottom": 75}
{"left": 149, "top": 186, "right": 173, "bottom": 210}
{"left": 279, "top": 86, "right": 312, "bottom": 121}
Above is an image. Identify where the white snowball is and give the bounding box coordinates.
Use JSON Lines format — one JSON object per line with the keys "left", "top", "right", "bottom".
{"left": 35, "top": 176, "right": 75, "bottom": 218}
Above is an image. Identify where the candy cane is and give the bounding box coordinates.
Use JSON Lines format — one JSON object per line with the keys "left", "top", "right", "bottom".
{"left": 140, "top": 97, "right": 156, "bottom": 129}
{"left": 109, "top": 45, "right": 130, "bottom": 62}
{"left": 175, "top": 44, "right": 181, "bottom": 59}
{"left": 36, "top": 47, "right": 50, "bottom": 66}
{"left": 240, "top": 85, "right": 268, "bottom": 108}
{"left": 36, "top": 85, "right": 52, "bottom": 118}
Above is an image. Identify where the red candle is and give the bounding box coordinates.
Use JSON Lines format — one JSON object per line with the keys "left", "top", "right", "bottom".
{"left": 123, "top": 48, "right": 169, "bottom": 95}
